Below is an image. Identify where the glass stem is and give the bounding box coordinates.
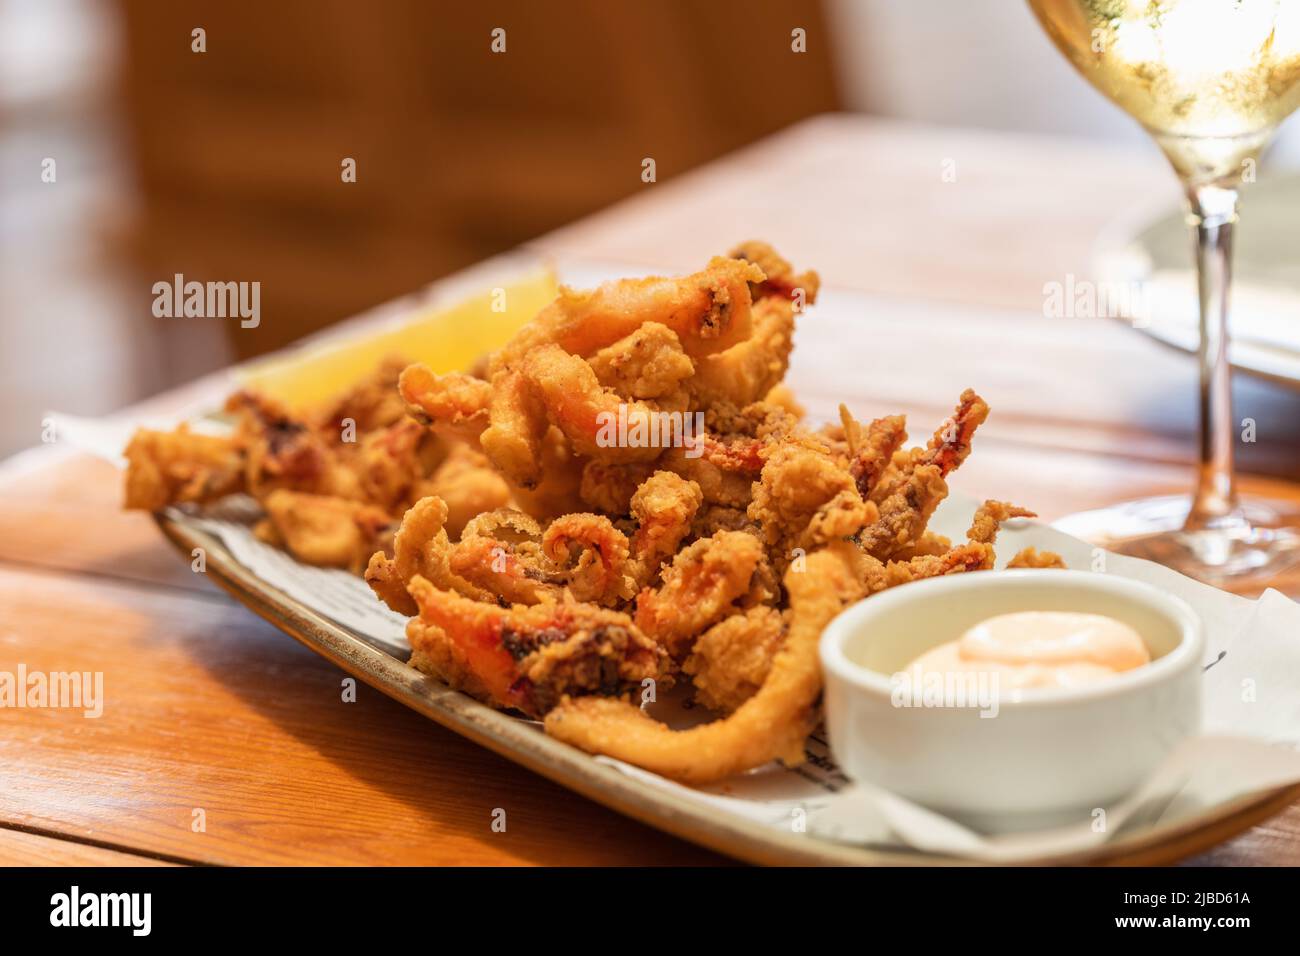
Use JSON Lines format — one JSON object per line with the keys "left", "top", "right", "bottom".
{"left": 1183, "top": 183, "right": 1241, "bottom": 532}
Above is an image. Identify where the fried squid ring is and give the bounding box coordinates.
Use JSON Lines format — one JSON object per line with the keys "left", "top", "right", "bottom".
{"left": 688, "top": 295, "right": 798, "bottom": 409}
{"left": 474, "top": 369, "right": 548, "bottom": 489}
{"left": 543, "top": 543, "right": 864, "bottom": 784}
{"left": 489, "top": 256, "right": 765, "bottom": 375}
{"left": 518, "top": 345, "right": 670, "bottom": 464}
{"left": 541, "top": 513, "right": 634, "bottom": 606}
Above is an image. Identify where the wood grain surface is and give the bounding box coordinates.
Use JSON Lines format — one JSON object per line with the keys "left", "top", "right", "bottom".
{"left": 3, "top": 116, "right": 1298, "bottom": 865}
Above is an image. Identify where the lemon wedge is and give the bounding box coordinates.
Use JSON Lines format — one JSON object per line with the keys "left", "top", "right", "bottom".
{"left": 234, "top": 265, "right": 557, "bottom": 412}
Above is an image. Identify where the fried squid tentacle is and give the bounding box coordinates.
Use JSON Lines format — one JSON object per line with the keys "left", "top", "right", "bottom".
{"left": 863, "top": 542, "right": 993, "bottom": 592}
{"left": 967, "top": 500, "right": 1035, "bottom": 547}
{"left": 856, "top": 463, "right": 949, "bottom": 561}
{"left": 447, "top": 535, "right": 560, "bottom": 606}
{"left": 927, "top": 388, "right": 989, "bottom": 477}
{"left": 889, "top": 531, "right": 953, "bottom": 561}
{"left": 869, "top": 389, "right": 989, "bottom": 504}
{"left": 634, "top": 530, "right": 767, "bottom": 662}
{"left": 227, "top": 391, "right": 364, "bottom": 501}
{"left": 841, "top": 409, "right": 908, "bottom": 500}
{"left": 860, "top": 499, "right": 1040, "bottom": 592}
{"left": 350, "top": 418, "right": 430, "bottom": 512}
{"left": 442, "top": 508, "right": 561, "bottom": 605}
{"left": 405, "top": 577, "right": 668, "bottom": 718}
{"left": 966, "top": 499, "right": 1066, "bottom": 569}
{"left": 365, "top": 495, "right": 489, "bottom": 613}
{"left": 544, "top": 543, "right": 865, "bottom": 784}
{"left": 857, "top": 390, "right": 990, "bottom": 560}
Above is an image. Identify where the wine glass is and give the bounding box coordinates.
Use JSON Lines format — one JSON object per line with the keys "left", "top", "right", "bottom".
{"left": 1027, "top": 0, "right": 1300, "bottom": 591}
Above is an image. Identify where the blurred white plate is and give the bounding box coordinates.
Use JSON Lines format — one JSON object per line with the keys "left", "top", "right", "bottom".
{"left": 1094, "top": 174, "right": 1300, "bottom": 390}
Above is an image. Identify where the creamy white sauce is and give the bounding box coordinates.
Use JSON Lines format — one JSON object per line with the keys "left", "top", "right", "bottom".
{"left": 906, "top": 611, "right": 1150, "bottom": 690}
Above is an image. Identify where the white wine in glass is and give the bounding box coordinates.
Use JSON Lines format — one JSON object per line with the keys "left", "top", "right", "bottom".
{"left": 1027, "top": 0, "right": 1300, "bottom": 591}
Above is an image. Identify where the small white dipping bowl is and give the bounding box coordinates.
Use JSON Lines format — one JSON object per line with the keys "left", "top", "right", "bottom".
{"left": 820, "top": 570, "right": 1203, "bottom": 832}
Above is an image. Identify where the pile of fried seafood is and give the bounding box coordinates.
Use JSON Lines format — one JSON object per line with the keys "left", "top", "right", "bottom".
{"left": 125, "top": 242, "right": 1063, "bottom": 784}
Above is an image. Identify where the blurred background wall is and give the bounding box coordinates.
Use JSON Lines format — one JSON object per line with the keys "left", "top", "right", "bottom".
{"left": 2, "top": 0, "right": 1298, "bottom": 460}
{"left": 112, "top": 0, "right": 838, "bottom": 361}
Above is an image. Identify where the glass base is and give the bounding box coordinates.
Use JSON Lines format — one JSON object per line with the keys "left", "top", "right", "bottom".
{"left": 1053, "top": 494, "right": 1300, "bottom": 596}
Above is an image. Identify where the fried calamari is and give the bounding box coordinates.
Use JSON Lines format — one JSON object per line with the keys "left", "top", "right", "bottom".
{"left": 125, "top": 242, "right": 1065, "bottom": 785}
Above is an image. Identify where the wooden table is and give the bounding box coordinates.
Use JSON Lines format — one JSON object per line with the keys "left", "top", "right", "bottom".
{"left": 3, "top": 115, "right": 1299, "bottom": 866}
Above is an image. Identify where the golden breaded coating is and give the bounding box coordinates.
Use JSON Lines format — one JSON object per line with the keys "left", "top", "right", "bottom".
{"left": 259, "top": 490, "right": 392, "bottom": 573}
{"left": 587, "top": 322, "right": 696, "bottom": 402}
{"left": 417, "top": 444, "right": 512, "bottom": 539}
{"left": 683, "top": 606, "right": 786, "bottom": 713}
{"left": 124, "top": 426, "right": 245, "bottom": 511}
{"left": 1007, "top": 546, "right": 1068, "bottom": 569}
